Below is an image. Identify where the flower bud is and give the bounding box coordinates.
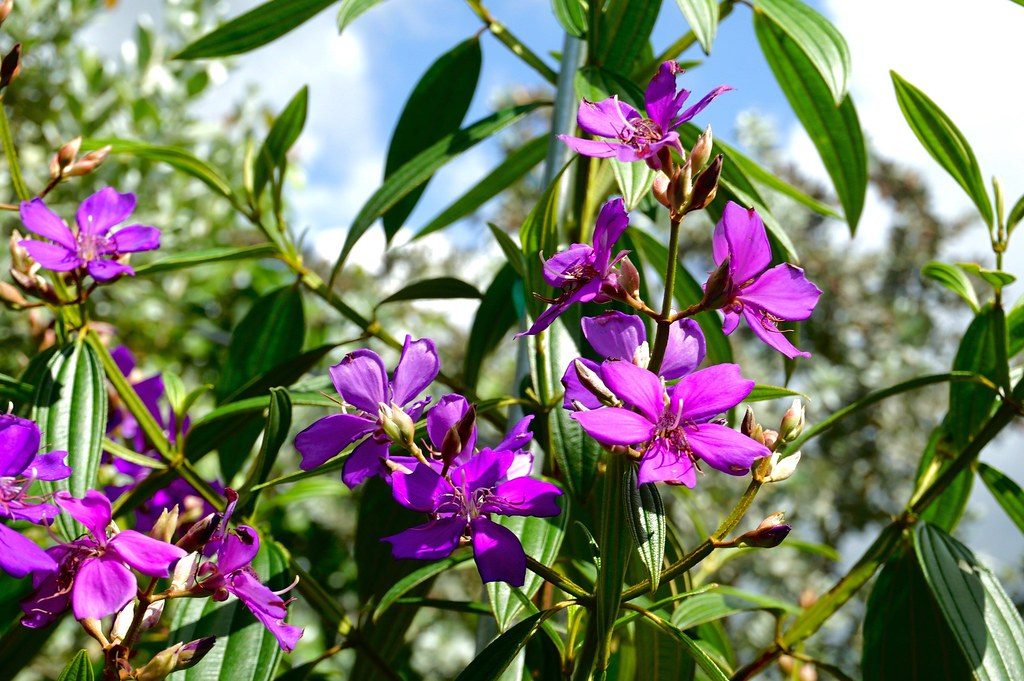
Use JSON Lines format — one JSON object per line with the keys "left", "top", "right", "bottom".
{"left": 441, "top": 404, "right": 476, "bottom": 465}
{"left": 735, "top": 512, "right": 791, "bottom": 548}
{"left": 176, "top": 513, "right": 217, "bottom": 553}
{"left": 767, "top": 451, "right": 801, "bottom": 483}
{"left": 779, "top": 399, "right": 805, "bottom": 443}
{"left": 170, "top": 552, "right": 199, "bottom": 591}
{"left": 150, "top": 505, "right": 180, "bottom": 543}
{"left": 67, "top": 145, "right": 111, "bottom": 177}
{"left": 0, "top": 1, "right": 13, "bottom": 27}
{"left": 378, "top": 402, "right": 417, "bottom": 449}
{"left": 799, "top": 663, "right": 818, "bottom": 681}
{"left": 685, "top": 153, "right": 722, "bottom": 213}
{"left": 688, "top": 125, "right": 713, "bottom": 172}
{"left": 136, "top": 637, "right": 216, "bottom": 681}
{"left": 0, "top": 43, "right": 21, "bottom": 89}
{"left": 740, "top": 406, "right": 756, "bottom": 438}
{"left": 700, "top": 257, "right": 733, "bottom": 310}
{"left": 573, "top": 359, "right": 621, "bottom": 407}
{"left": 618, "top": 255, "right": 640, "bottom": 299}
{"left": 632, "top": 341, "right": 650, "bottom": 370}
{"left": 56, "top": 136, "right": 81, "bottom": 170}
{"left": 0, "top": 281, "right": 26, "bottom": 307}
{"left": 760, "top": 429, "right": 778, "bottom": 451}
{"left": 652, "top": 171, "right": 671, "bottom": 209}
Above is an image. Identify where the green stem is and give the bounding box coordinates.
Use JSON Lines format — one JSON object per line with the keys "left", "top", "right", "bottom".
{"left": 0, "top": 95, "right": 29, "bottom": 201}
{"left": 526, "top": 556, "right": 591, "bottom": 601}
{"left": 648, "top": 216, "right": 683, "bottom": 373}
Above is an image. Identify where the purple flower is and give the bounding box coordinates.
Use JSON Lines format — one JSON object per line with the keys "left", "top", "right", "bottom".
{"left": 518, "top": 198, "right": 630, "bottom": 337}
{"left": 710, "top": 202, "right": 822, "bottom": 359}
{"left": 383, "top": 449, "right": 562, "bottom": 586}
{"left": 558, "top": 61, "right": 731, "bottom": 169}
{"left": 0, "top": 415, "right": 71, "bottom": 578}
{"left": 21, "top": 490, "right": 186, "bottom": 626}
{"left": 562, "top": 311, "right": 705, "bottom": 410}
{"left": 194, "top": 493, "right": 303, "bottom": 652}
{"left": 18, "top": 188, "right": 160, "bottom": 282}
{"left": 295, "top": 336, "right": 439, "bottom": 488}
{"left": 571, "top": 362, "right": 769, "bottom": 486}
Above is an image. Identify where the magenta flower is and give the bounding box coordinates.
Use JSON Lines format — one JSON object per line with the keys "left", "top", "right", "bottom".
{"left": 383, "top": 449, "right": 561, "bottom": 586}
{"left": 558, "top": 61, "right": 731, "bottom": 169}
{"left": 295, "top": 336, "right": 439, "bottom": 488}
{"left": 18, "top": 188, "right": 160, "bottom": 282}
{"left": 710, "top": 202, "right": 822, "bottom": 359}
{"left": 195, "top": 493, "right": 303, "bottom": 652}
{"left": 572, "top": 362, "right": 768, "bottom": 486}
{"left": 0, "top": 415, "right": 71, "bottom": 578}
{"left": 518, "top": 198, "right": 630, "bottom": 337}
{"left": 562, "top": 311, "right": 705, "bottom": 410}
{"left": 21, "top": 491, "right": 186, "bottom": 626}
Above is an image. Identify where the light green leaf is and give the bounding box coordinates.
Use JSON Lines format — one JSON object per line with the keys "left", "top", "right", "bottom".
{"left": 957, "top": 262, "right": 1017, "bottom": 292}
{"left": 376, "top": 277, "right": 481, "bottom": 308}
{"left": 338, "top": 0, "right": 387, "bottom": 33}
{"left": 552, "top": 0, "right": 588, "bottom": 37}
{"left": 487, "top": 223, "right": 528, "bottom": 278}
{"left": 133, "top": 244, "right": 279, "bottom": 275}
{"left": 671, "top": 586, "right": 798, "bottom": 630}
{"left": 978, "top": 463, "right": 1024, "bottom": 534}
{"left": 57, "top": 650, "right": 95, "bottom": 681}
{"left": 82, "top": 138, "right": 235, "bottom": 199}
{"left": 175, "top": 0, "right": 336, "bottom": 59}
{"left": 922, "top": 261, "right": 980, "bottom": 312}
{"left": 747, "top": 384, "right": 806, "bottom": 402}
{"left": 548, "top": 397, "right": 602, "bottom": 501}
{"left": 675, "top": 0, "right": 719, "bottom": 54}
{"left": 623, "top": 466, "right": 666, "bottom": 592}
{"left": 610, "top": 158, "right": 656, "bottom": 210}
{"left": 595, "top": 0, "right": 661, "bottom": 74}
{"left": 253, "top": 86, "right": 309, "bottom": 199}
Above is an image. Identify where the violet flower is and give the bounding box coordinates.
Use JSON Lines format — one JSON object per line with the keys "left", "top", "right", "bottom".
{"left": 710, "top": 202, "right": 822, "bottom": 359}
{"left": 0, "top": 414, "right": 71, "bottom": 578}
{"left": 194, "top": 493, "right": 303, "bottom": 652}
{"left": 384, "top": 449, "right": 561, "bottom": 586}
{"left": 562, "top": 311, "right": 705, "bottom": 410}
{"left": 295, "top": 336, "right": 439, "bottom": 488}
{"left": 558, "top": 61, "right": 731, "bottom": 169}
{"left": 18, "top": 188, "right": 160, "bottom": 282}
{"left": 21, "top": 490, "right": 186, "bottom": 626}
{"left": 572, "top": 362, "right": 769, "bottom": 486}
{"left": 518, "top": 198, "right": 630, "bottom": 337}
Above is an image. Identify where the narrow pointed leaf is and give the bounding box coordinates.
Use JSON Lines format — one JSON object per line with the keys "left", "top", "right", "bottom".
{"left": 454, "top": 612, "right": 545, "bottom": 681}
{"left": 487, "top": 223, "right": 528, "bottom": 278}
{"left": 240, "top": 387, "right": 293, "bottom": 502}
{"left": 596, "top": 0, "right": 662, "bottom": 74}
{"left": 922, "top": 261, "right": 980, "bottom": 312}
{"left": 374, "top": 553, "right": 473, "bottom": 623}
{"left": 57, "top": 650, "right": 95, "bottom": 681}
{"left": 978, "top": 463, "right": 1024, "bottom": 534}
{"left": 133, "top": 244, "right": 279, "bottom": 275}
{"left": 623, "top": 467, "right": 666, "bottom": 592}
{"left": 675, "top": 0, "right": 719, "bottom": 54}
{"left": 464, "top": 264, "right": 522, "bottom": 390}
{"left": 671, "top": 586, "right": 798, "bottom": 630}
{"left": 254, "top": 86, "right": 309, "bottom": 199}
{"left": 175, "top": 0, "right": 336, "bottom": 59}
{"left": 610, "top": 159, "right": 656, "bottom": 210}
{"left": 552, "top": 0, "right": 588, "bottom": 37}
{"left": 548, "top": 392, "right": 602, "bottom": 500}
{"left": 338, "top": 0, "right": 387, "bottom": 33}
{"left": 376, "top": 277, "right": 481, "bottom": 308}
{"left": 82, "top": 138, "right": 234, "bottom": 199}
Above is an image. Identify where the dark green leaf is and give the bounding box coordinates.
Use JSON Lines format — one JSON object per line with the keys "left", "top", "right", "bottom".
{"left": 671, "top": 586, "right": 798, "bottom": 630}
{"left": 374, "top": 553, "right": 473, "bottom": 623}
{"left": 754, "top": 15, "right": 867, "bottom": 233}
{"left": 32, "top": 342, "right": 106, "bottom": 540}
{"left": 133, "top": 244, "right": 278, "bottom": 275}
{"left": 464, "top": 264, "right": 521, "bottom": 390}
{"left": 175, "top": 0, "right": 336, "bottom": 59}
{"left": 520, "top": 161, "right": 572, "bottom": 321}
{"left": 487, "top": 223, "right": 528, "bottom": 278}
{"left": 891, "top": 71, "right": 993, "bottom": 226}
{"left": 331, "top": 102, "right": 542, "bottom": 277}
{"left": 1007, "top": 193, "right": 1024, "bottom": 232}
{"left": 0, "top": 372, "right": 33, "bottom": 405}
{"left": 914, "top": 523, "right": 1024, "bottom": 679}
{"left": 254, "top": 86, "right": 309, "bottom": 199}
{"left": 338, "top": 0, "right": 387, "bottom": 33}
{"left": 747, "top": 384, "right": 806, "bottom": 402}
{"left": 415, "top": 136, "right": 547, "bottom": 240}
{"left": 383, "top": 38, "right": 482, "bottom": 240}
{"left": 978, "top": 463, "right": 1024, "bottom": 534}
{"left": 82, "top": 138, "right": 234, "bottom": 198}
{"left": 595, "top": 0, "right": 662, "bottom": 74}
{"left": 623, "top": 466, "right": 666, "bottom": 591}
{"left": 922, "top": 261, "right": 980, "bottom": 311}
{"left": 376, "top": 277, "right": 481, "bottom": 308}
{"left": 754, "top": 0, "right": 850, "bottom": 103}
{"left": 0, "top": 617, "right": 57, "bottom": 677}
{"left": 552, "top": 0, "right": 588, "bottom": 37}
{"left": 454, "top": 612, "right": 545, "bottom": 681}
{"left": 239, "top": 387, "right": 292, "bottom": 505}
{"left": 548, "top": 402, "right": 602, "bottom": 501}
{"left": 636, "top": 616, "right": 730, "bottom": 681}
{"left": 675, "top": 0, "right": 719, "bottom": 54}
{"left": 57, "top": 650, "right": 95, "bottom": 681}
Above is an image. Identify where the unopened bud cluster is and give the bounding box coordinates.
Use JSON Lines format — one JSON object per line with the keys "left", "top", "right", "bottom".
{"left": 652, "top": 126, "right": 722, "bottom": 219}
{"left": 746, "top": 400, "right": 806, "bottom": 484}
{"left": 49, "top": 136, "right": 111, "bottom": 180}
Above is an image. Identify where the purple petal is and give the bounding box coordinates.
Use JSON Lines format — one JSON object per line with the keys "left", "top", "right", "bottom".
{"left": 599, "top": 360, "right": 664, "bottom": 422}
{"left": 671, "top": 364, "right": 754, "bottom": 423}
{"left": 329, "top": 349, "right": 388, "bottom": 413}
{"left": 644, "top": 61, "right": 688, "bottom": 130}
{"left": 582, "top": 311, "right": 646, "bottom": 361}
{"left": 6, "top": 502, "right": 59, "bottom": 524}
{"left": 86, "top": 259, "right": 135, "bottom": 282}
{"left": 685, "top": 423, "right": 768, "bottom": 475}
{"left": 28, "top": 450, "right": 71, "bottom": 481}
{"left": 295, "top": 413, "right": 374, "bottom": 471}
{"left": 390, "top": 464, "right": 453, "bottom": 513}
{"left": 575, "top": 97, "right": 641, "bottom": 138}
{"left": 542, "top": 243, "right": 595, "bottom": 288}
{"left": 0, "top": 414, "right": 40, "bottom": 476}
{"left": 227, "top": 570, "right": 304, "bottom": 652}
{"left": 502, "top": 451, "right": 535, "bottom": 481}
{"left": 571, "top": 407, "right": 654, "bottom": 446}
{"left": 134, "top": 374, "right": 166, "bottom": 430}
{"left": 55, "top": 490, "right": 112, "bottom": 542}
{"left": 383, "top": 516, "right": 466, "bottom": 561}
{"left": 217, "top": 526, "right": 261, "bottom": 575}
{"left": 559, "top": 134, "right": 635, "bottom": 160}
{"left": 488, "top": 477, "right": 562, "bottom": 517}
{"left": 72, "top": 555, "right": 137, "bottom": 620}
{"left": 76, "top": 187, "right": 136, "bottom": 237}
{"left": 110, "top": 225, "right": 160, "bottom": 253}
{"left": 561, "top": 357, "right": 604, "bottom": 411}
{"left": 112, "top": 346, "right": 137, "bottom": 376}
{"left": 109, "top": 530, "right": 186, "bottom": 577}
{"left": 19, "top": 240, "right": 81, "bottom": 271}
{"left": 19, "top": 198, "right": 76, "bottom": 249}
{"left": 739, "top": 264, "right": 821, "bottom": 322}
{"left": 671, "top": 85, "right": 733, "bottom": 128}
{"left": 637, "top": 439, "right": 696, "bottom": 487}
{"left": 470, "top": 517, "right": 525, "bottom": 586}
{"left": 742, "top": 307, "right": 810, "bottom": 359}
{"left": 341, "top": 437, "right": 390, "bottom": 488}
{"left": 391, "top": 336, "right": 440, "bottom": 407}
{"left": 496, "top": 415, "right": 534, "bottom": 452}
{"left": 659, "top": 319, "right": 706, "bottom": 380}
{"left": 712, "top": 202, "right": 771, "bottom": 284}
{"left": 592, "top": 197, "right": 629, "bottom": 268}
{"left": 0, "top": 523, "right": 56, "bottom": 577}
{"left": 450, "top": 449, "right": 514, "bottom": 491}
{"left": 722, "top": 309, "right": 741, "bottom": 335}
{"left": 426, "top": 394, "right": 476, "bottom": 452}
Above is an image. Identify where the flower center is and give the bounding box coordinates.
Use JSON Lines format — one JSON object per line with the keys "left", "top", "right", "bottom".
{"left": 76, "top": 231, "right": 112, "bottom": 261}
{"left": 620, "top": 118, "right": 664, "bottom": 152}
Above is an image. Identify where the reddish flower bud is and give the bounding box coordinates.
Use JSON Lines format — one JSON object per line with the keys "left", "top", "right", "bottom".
{"left": 0, "top": 43, "right": 21, "bottom": 89}
{"left": 686, "top": 153, "right": 722, "bottom": 213}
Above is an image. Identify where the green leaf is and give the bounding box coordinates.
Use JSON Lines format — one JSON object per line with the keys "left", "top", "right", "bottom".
{"left": 746, "top": 384, "right": 806, "bottom": 402}
{"left": 957, "top": 262, "right": 1017, "bottom": 292}
{"left": 175, "top": 0, "right": 336, "bottom": 59}
{"left": 552, "top": 0, "right": 588, "bottom": 37}
{"left": 464, "top": 264, "right": 521, "bottom": 390}
{"left": 862, "top": 548, "right": 971, "bottom": 680}
{"left": 1007, "top": 193, "right": 1024, "bottom": 232}
{"left": 674, "top": 0, "right": 719, "bottom": 54}
{"left": 754, "top": 0, "right": 851, "bottom": 103}
{"left": 487, "top": 223, "right": 528, "bottom": 278}
{"left": 254, "top": 86, "right": 309, "bottom": 199}
{"left": 239, "top": 387, "right": 292, "bottom": 504}
{"left": 133, "top": 244, "right": 278, "bottom": 275}
{"left": 0, "top": 372, "right": 33, "bottom": 405}
{"left": 32, "top": 341, "right": 106, "bottom": 540}
{"left": 374, "top": 553, "right": 473, "bottom": 623}
{"left": 414, "top": 136, "right": 547, "bottom": 240}
{"left": 610, "top": 159, "right": 656, "bottom": 211}
{"left": 520, "top": 161, "right": 573, "bottom": 321}
{"left": 922, "top": 261, "right": 980, "bottom": 312}
{"left": 632, "top": 613, "right": 696, "bottom": 681}
{"left": 891, "top": 71, "right": 993, "bottom": 226}
{"left": 81, "top": 138, "right": 234, "bottom": 199}
{"left": 548, "top": 402, "right": 602, "bottom": 501}
{"left": 0, "top": 616, "right": 58, "bottom": 674}
{"left": 636, "top": 616, "right": 730, "bottom": 681}
{"left": 338, "top": 0, "right": 387, "bottom": 33}
{"left": 487, "top": 502, "right": 569, "bottom": 630}
{"left": 169, "top": 539, "right": 290, "bottom": 680}
{"left": 57, "top": 650, "right": 95, "bottom": 681}
{"left": 331, "top": 102, "right": 542, "bottom": 277}
{"left": 671, "top": 586, "right": 798, "bottom": 630}
{"left": 914, "top": 523, "right": 1024, "bottom": 680}
{"left": 376, "top": 277, "right": 481, "bottom": 308}
{"left": 623, "top": 466, "right": 666, "bottom": 592}
{"left": 978, "top": 463, "right": 1024, "bottom": 534}
{"left": 754, "top": 15, "right": 867, "bottom": 233}
{"left": 383, "top": 38, "right": 482, "bottom": 240}
{"left": 454, "top": 612, "right": 545, "bottom": 681}
{"left": 595, "top": 0, "right": 662, "bottom": 74}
